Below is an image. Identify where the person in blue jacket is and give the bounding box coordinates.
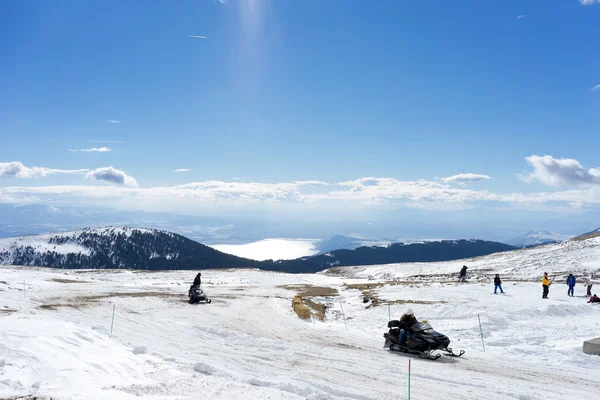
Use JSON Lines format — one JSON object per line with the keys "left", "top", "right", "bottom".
{"left": 566, "top": 273, "right": 576, "bottom": 297}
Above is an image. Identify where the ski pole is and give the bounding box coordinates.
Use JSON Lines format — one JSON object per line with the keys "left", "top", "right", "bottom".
{"left": 388, "top": 303, "right": 391, "bottom": 321}
{"left": 478, "top": 314, "right": 485, "bottom": 352}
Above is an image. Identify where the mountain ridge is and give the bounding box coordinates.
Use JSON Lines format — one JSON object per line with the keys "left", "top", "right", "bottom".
{"left": 0, "top": 227, "right": 519, "bottom": 273}
{"left": 505, "top": 230, "right": 572, "bottom": 248}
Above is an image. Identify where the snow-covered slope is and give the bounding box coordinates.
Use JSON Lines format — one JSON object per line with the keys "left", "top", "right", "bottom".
{"left": 1, "top": 235, "right": 600, "bottom": 399}
{"left": 333, "top": 235, "right": 600, "bottom": 281}
{"left": 505, "top": 230, "right": 572, "bottom": 248}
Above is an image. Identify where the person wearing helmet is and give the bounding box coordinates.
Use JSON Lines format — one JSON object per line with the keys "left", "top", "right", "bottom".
{"left": 542, "top": 272, "right": 552, "bottom": 299}
{"left": 398, "top": 308, "right": 418, "bottom": 344}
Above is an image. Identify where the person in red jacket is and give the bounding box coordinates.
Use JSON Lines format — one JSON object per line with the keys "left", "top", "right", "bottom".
{"left": 588, "top": 294, "right": 600, "bottom": 303}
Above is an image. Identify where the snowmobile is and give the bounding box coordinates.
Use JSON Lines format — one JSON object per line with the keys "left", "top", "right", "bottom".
{"left": 188, "top": 284, "right": 211, "bottom": 304}
{"left": 383, "top": 320, "right": 464, "bottom": 360}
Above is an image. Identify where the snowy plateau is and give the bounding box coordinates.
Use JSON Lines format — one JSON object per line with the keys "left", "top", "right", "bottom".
{"left": 1, "top": 237, "right": 600, "bottom": 400}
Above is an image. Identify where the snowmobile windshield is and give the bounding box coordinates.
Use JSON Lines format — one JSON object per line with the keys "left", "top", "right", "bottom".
{"left": 412, "top": 322, "right": 434, "bottom": 334}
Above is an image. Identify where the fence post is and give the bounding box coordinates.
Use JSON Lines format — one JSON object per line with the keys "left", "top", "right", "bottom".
{"left": 111, "top": 304, "right": 116, "bottom": 334}
{"left": 408, "top": 359, "right": 411, "bottom": 400}
{"left": 339, "top": 301, "right": 347, "bottom": 331}
{"left": 478, "top": 313, "right": 485, "bottom": 352}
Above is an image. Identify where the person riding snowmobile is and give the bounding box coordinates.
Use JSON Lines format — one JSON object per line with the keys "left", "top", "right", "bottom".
{"left": 459, "top": 265, "right": 468, "bottom": 282}
{"left": 193, "top": 272, "right": 201, "bottom": 286}
{"left": 398, "top": 308, "right": 418, "bottom": 344}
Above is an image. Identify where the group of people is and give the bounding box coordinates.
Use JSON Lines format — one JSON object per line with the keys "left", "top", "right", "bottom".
{"left": 542, "top": 272, "right": 596, "bottom": 301}
{"left": 458, "top": 265, "right": 505, "bottom": 294}
{"left": 458, "top": 266, "right": 597, "bottom": 302}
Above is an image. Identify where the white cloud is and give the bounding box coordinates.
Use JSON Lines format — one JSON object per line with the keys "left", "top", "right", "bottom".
{"left": 592, "top": 85, "right": 600, "bottom": 91}
{"left": 183, "top": 35, "right": 207, "bottom": 39}
{"left": 109, "top": 120, "right": 121, "bottom": 124}
{"left": 85, "top": 166, "right": 138, "bottom": 188}
{"left": 174, "top": 169, "right": 191, "bottom": 172}
{"left": 517, "top": 14, "right": 526, "bottom": 19}
{"left": 580, "top": 0, "right": 599, "bottom": 5}
{"left": 441, "top": 173, "right": 492, "bottom": 183}
{"left": 69, "top": 147, "right": 112, "bottom": 153}
{"left": 519, "top": 155, "right": 600, "bottom": 187}
{"left": 0, "top": 161, "right": 88, "bottom": 179}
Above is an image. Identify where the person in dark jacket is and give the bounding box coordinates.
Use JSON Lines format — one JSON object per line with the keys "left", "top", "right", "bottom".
{"left": 566, "top": 274, "right": 576, "bottom": 297}
{"left": 494, "top": 274, "right": 504, "bottom": 294}
{"left": 459, "top": 265, "right": 468, "bottom": 282}
{"left": 588, "top": 294, "right": 600, "bottom": 303}
{"left": 398, "top": 308, "right": 418, "bottom": 344}
{"left": 193, "top": 272, "right": 201, "bottom": 286}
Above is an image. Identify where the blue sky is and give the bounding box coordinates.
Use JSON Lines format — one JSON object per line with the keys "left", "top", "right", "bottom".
{"left": 1, "top": 0, "right": 600, "bottom": 238}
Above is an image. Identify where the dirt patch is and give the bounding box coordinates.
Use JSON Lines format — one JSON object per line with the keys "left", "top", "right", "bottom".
{"left": 38, "top": 291, "right": 180, "bottom": 310}
{"left": 39, "top": 303, "right": 85, "bottom": 311}
{"left": 279, "top": 285, "right": 338, "bottom": 321}
{"left": 51, "top": 278, "right": 84, "bottom": 284}
{"left": 0, "top": 308, "right": 17, "bottom": 314}
{"left": 364, "top": 291, "right": 445, "bottom": 308}
{"left": 303, "top": 298, "right": 326, "bottom": 321}
{"left": 0, "top": 281, "right": 7, "bottom": 285}
{"left": 278, "top": 284, "right": 338, "bottom": 297}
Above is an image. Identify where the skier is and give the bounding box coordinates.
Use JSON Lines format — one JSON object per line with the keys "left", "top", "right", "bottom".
{"left": 459, "top": 265, "right": 468, "bottom": 282}
{"left": 566, "top": 273, "right": 576, "bottom": 297}
{"left": 193, "top": 272, "right": 201, "bottom": 286}
{"left": 398, "top": 308, "right": 418, "bottom": 344}
{"left": 583, "top": 276, "right": 593, "bottom": 296}
{"left": 542, "top": 272, "right": 552, "bottom": 299}
{"left": 588, "top": 294, "right": 600, "bottom": 304}
{"left": 494, "top": 274, "right": 504, "bottom": 294}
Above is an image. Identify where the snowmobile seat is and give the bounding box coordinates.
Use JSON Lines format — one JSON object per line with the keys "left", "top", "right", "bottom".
{"left": 387, "top": 320, "right": 401, "bottom": 335}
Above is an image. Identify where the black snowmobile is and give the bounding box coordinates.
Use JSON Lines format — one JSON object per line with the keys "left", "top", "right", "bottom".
{"left": 383, "top": 320, "right": 464, "bottom": 360}
{"left": 188, "top": 284, "right": 211, "bottom": 304}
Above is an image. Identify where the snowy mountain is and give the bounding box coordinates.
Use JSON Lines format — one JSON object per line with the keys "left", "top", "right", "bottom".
{"left": 505, "top": 230, "right": 572, "bottom": 248}
{"left": 0, "top": 228, "right": 518, "bottom": 273}
{"left": 282, "top": 239, "right": 516, "bottom": 271}
{"left": 0, "top": 227, "right": 261, "bottom": 270}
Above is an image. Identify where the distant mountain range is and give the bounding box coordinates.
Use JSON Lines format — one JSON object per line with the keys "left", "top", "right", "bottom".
{"left": 314, "top": 235, "right": 392, "bottom": 254}
{"left": 0, "top": 227, "right": 519, "bottom": 273}
{"left": 505, "top": 230, "right": 573, "bottom": 248}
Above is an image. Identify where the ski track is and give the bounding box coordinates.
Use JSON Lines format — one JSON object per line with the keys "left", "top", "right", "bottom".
{"left": 0, "top": 262, "right": 599, "bottom": 400}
